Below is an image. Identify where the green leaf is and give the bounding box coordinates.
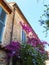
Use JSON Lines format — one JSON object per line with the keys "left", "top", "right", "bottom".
{"left": 44, "top": 5, "right": 47, "bottom": 7}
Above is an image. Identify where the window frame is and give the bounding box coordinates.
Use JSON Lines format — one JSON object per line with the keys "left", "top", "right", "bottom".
{"left": 22, "top": 30, "right": 26, "bottom": 43}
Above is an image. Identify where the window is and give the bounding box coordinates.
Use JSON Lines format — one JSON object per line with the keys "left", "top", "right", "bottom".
{"left": 22, "top": 30, "right": 26, "bottom": 43}
{"left": 0, "top": 7, "right": 6, "bottom": 43}
{"left": 0, "top": 7, "right": 2, "bottom": 15}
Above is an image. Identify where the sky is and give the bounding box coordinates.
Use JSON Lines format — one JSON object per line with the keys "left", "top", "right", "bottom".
{"left": 7, "top": 0, "right": 49, "bottom": 51}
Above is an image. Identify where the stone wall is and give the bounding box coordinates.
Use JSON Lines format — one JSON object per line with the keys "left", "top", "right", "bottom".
{"left": 12, "top": 10, "right": 22, "bottom": 43}
{"left": 1, "top": 3, "right": 28, "bottom": 47}
{"left": 0, "top": 50, "right": 7, "bottom": 65}
{"left": 2, "top": 4, "right": 25, "bottom": 46}
{"left": 2, "top": 12, "right": 13, "bottom": 46}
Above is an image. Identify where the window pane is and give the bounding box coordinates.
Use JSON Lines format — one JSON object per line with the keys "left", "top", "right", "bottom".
{"left": 0, "top": 7, "right": 2, "bottom": 15}
{"left": 22, "top": 30, "right": 26, "bottom": 43}
{"left": 0, "top": 23, "right": 4, "bottom": 42}
{"left": 0, "top": 9, "right": 6, "bottom": 24}
{"left": 0, "top": 7, "right": 6, "bottom": 42}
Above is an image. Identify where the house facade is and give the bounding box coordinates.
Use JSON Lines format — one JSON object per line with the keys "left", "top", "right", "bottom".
{"left": 0, "top": 0, "right": 39, "bottom": 65}
{"left": 0, "top": 1, "right": 27, "bottom": 46}
{"left": 0, "top": 0, "right": 39, "bottom": 46}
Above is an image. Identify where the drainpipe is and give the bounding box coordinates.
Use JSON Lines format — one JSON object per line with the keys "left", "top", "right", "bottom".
{"left": 7, "top": 4, "right": 16, "bottom": 65}
{"left": 10, "top": 4, "right": 16, "bottom": 43}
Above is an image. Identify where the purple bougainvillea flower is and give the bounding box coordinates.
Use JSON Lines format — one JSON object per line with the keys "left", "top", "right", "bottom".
{"left": 20, "top": 21, "right": 49, "bottom": 54}
{"left": 20, "top": 21, "right": 32, "bottom": 34}
{"left": 39, "top": 50, "right": 45, "bottom": 54}
{"left": 41, "top": 41, "right": 48, "bottom": 44}
{"left": 27, "top": 37, "right": 41, "bottom": 47}
{"left": 5, "top": 41, "right": 21, "bottom": 57}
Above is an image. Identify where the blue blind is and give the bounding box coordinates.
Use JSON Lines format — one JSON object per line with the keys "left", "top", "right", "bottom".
{"left": 22, "top": 30, "right": 26, "bottom": 43}
{"left": 0, "top": 7, "right": 2, "bottom": 15}
{"left": 0, "top": 23, "right": 4, "bottom": 42}
{"left": 0, "top": 7, "right": 6, "bottom": 42}
{"left": 0, "top": 8, "right": 6, "bottom": 24}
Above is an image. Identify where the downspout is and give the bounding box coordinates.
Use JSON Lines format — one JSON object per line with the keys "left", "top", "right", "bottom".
{"left": 10, "top": 4, "right": 16, "bottom": 43}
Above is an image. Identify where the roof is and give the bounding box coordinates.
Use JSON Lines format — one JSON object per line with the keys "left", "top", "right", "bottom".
{"left": 0, "top": 0, "right": 12, "bottom": 14}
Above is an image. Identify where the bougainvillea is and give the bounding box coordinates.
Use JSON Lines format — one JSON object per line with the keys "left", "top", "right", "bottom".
{"left": 5, "top": 41, "right": 21, "bottom": 57}
{"left": 5, "top": 40, "right": 48, "bottom": 65}
{"left": 4, "top": 21, "right": 48, "bottom": 65}
{"left": 20, "top": 21, "right": 32, "bottom": 33}
{"left": 19, "top": 43, "right": 48, "bottom": 65}
{"left": 20, "top": 21, "right": 39, "bottom": 39}
{"left": 27, "top": 36, "right": 49, "bottom": 54}
{"left": 27, "top": 37, "right": 40, "bottom": 47}
{"left": 20, "top": 21, "right": 49, "bottom": 54}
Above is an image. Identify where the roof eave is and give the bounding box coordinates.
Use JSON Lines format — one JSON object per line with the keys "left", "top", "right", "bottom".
{"left": 0, "top": 0, "right": 12, "bottom": 14}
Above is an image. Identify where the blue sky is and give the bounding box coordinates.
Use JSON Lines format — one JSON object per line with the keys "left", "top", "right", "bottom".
{"left": 7, "top": 0, "right": 49, "bottom": 51}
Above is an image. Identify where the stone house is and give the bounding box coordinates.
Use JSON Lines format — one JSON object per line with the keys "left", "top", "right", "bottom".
{"left": 0, "top": 0, "right": 39, "bottom": 65}
{"left": 0, "top": 0, "right": 39, "bottom": 46}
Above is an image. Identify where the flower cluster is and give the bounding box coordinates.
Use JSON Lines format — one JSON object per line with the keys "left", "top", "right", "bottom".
{"left": 4, "top": 21, "right": 48, "bottom": 65}
{"left": 27, "top": 37, "right": 48, "bottom": 54}
{"left": 19, "top": 43, "right": 48, "bottom": 65}
{"left": 20, "top": 21, "right": 32, "bottom": 34}
{"left": 20, "top": 21, "right": 38, "bottom": 38}
{"left": 5, "top": 41, "right": 21, "bottom": 57}
{"left": 20, "top": 21, "right": 49, "bottom": 54}
{"left": 5, "top": 41, "right": 48, "bottom": 65}
{"left": 27, "top": 37, "right": 40, "bottom": 47}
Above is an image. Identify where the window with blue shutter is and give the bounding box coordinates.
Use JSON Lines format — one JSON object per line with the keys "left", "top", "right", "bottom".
{"left": 22, "top": 30, "right": 26, "bottom": 43}
{"left": 0, "top": 7, "right": 2, "bottom": 15}
{"left": 0, "top": 7, "right": 6, "bottom": 43}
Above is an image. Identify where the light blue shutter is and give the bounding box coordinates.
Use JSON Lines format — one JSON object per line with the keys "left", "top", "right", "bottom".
{"left": 0, "top": 23, "right": 4, "bottom": 42}
{"left": 22, "top": 30, "right": 26, "bottom": 43}
{"left": 0, "top": 8, "right": 6, "bottom": 24}
{"left": 0, "top": 7, "right": 2, "bottom": 15}
{"left": 0, "top": 7, "right": 6, "bottom": 42}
